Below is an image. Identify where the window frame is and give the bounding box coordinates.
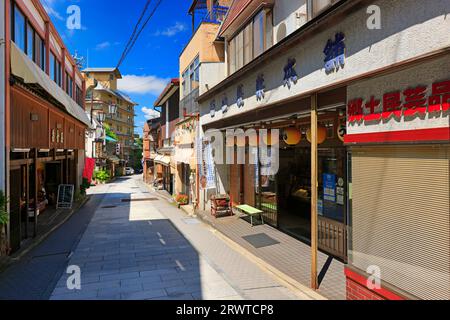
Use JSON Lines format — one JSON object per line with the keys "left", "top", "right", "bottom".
{"left": 227, "top": 8, "right": 273, "bottom": 75}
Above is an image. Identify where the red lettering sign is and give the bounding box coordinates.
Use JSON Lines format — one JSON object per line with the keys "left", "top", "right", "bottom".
{"left": 348, "top": 98, "right": 364, "bottom": 123}
{"left": 403, "top": 86, "right": 427, "bottom": 117}
{"left": 348, "top": 79, "right": 450, "bottom": 123}
{"left": 382, "top": 91, "right": 402, "bottom": 119}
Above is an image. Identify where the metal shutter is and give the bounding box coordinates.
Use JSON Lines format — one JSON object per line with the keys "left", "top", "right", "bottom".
{"left": 350, "top": 145, "right": 450, "bottom": 300}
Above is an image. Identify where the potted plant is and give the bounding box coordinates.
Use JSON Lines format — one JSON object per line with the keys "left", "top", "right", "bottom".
{"left": 94, "top": 170, "right": 110, "bottom": 184}
{"left": 0, "top": 190, "right": 10, "bottom": 256}
{"left": 175, "top": 194, "right": 189, "bottom": 208}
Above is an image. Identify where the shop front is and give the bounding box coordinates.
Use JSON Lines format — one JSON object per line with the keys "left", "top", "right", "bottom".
{"left": 205, "top": 88, "right": 349, "bottom": 261}
{"left": 344, "top": 55, "right": 450, "bottom": 300}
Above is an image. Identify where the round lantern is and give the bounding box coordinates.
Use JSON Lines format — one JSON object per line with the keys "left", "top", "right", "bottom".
{"left": 306, "top": 125, "right": 327, "bottom": 144}
{"left": 282, "top": 127, "right": 302, "bottom": 145}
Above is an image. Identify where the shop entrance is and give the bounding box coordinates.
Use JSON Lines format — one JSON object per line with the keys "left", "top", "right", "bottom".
{"left": 251, "top": 110, "right": 348, "bottom": 261}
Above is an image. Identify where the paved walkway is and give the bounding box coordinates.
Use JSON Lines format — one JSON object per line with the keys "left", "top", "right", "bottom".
{"left": 51, "top": 176, "right": 317, "bottom": 300}
{"left": 196, "top": 210, "right": 346, "bottom": 300}
{"left": 0, "top": 184, "right": 109, "bottom": 300}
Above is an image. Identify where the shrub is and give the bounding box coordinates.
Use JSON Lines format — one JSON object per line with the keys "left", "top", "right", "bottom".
{"left": 94, "top": 170, "right": 110, "bottom": 182}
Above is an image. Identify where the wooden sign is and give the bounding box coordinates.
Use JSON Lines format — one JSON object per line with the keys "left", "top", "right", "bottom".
{"left": 57, "top": 184, "right": 74, "bottom": 209}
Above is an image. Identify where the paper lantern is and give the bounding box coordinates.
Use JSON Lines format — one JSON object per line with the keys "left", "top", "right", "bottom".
{"left": 282, "top": 128, "right": 301, "bottom": 145}
{"left": 306, "top": 125, "right": 327, "bottom": 144}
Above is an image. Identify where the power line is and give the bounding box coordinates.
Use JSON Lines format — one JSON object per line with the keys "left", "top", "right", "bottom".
{"left": 116, "top": 0, "right": 163, "bottom": 69}
{"left": 116, "top": 0, "right": 153, "bottom": 69}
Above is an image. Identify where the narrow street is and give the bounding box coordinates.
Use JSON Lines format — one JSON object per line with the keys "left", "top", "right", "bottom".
{"left": 24, "top": 176, "right": 307, "bottom": 300}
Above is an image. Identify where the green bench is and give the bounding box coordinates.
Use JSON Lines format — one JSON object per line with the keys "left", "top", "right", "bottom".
{"left": 235, "top": 204, "right": 264, "bottom": 227}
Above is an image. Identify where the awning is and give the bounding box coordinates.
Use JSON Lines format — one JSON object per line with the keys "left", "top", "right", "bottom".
{"left": 154, "top": 155, "right": 171, "bottom": 166}
{"left": 105, "top": 136, "right": 118, "bottom": 142}
{"left": 10, "top": 42, "right": 91, "bottom": 127}
{"left": 174, "top": 146, "right": 194, "bottom": 164}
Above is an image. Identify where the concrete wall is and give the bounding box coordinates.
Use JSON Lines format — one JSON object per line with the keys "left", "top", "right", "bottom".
{"left": 200, "top": 0, "right": 450, "bottom": 126}
{"left": 180, "top": 23, "right": 225, "bottom": 99}
{"left": 199, "top": 62, "right": 226, "bottom": 96}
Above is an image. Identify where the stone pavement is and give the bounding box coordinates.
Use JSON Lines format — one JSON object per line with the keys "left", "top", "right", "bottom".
{"left": 0, "top": 184, "right": 110, "bottom": 300}
{"left": 51, "top": 176, "right": 317, "bottom": 300}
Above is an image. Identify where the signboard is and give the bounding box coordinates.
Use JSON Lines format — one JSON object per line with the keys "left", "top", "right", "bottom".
{"left": 323, "top": 174, "right": 336, "bottom": 202}
{"left": 346, "top": 56, "right": 450, "bottom": 144}
{"left": 199, "top": 140, "right": 216, "bottom": 190}
{"left": 57, "top": 184, "right": 74, "bottom": 209}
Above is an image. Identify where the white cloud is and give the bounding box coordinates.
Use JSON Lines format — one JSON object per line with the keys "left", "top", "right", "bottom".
{"left": 153, "top": 22, "right": 187, "bottom": 37}
{"left": 141, "top": 107, "right": 161, "bottom": 120}
{"left": 95, "top": 41, "right": 111, "bottom": 50}
{"left": 118, "top": 75, "right": 170, "bottom": 95}
{"left": 42, "top": 0, "right": 64, "bottom": 21}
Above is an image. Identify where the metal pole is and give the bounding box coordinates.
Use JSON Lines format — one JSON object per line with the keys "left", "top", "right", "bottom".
{"left": 311, "top": 93, "right": 319, "bottom": 290}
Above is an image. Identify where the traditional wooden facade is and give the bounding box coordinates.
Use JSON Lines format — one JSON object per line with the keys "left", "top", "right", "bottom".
{"left": 3, "top": 0, "right": 90, "bottom": 254}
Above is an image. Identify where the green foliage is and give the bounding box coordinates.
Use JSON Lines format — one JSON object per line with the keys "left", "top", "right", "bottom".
{"left": 94, "top": 170, "right": 110, "bottom": 182}
{"left": 0, "top": 190, "right": 9, "bottom": 225}
{"left": 103, "top": 123, "right": 118, "bottom": 141}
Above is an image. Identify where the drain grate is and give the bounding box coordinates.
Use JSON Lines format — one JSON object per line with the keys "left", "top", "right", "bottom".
{"left": 101, "top": 205, "right": 117, "bottom": 209}
{"left": 242, "top": 233, "right": 280, "bottom": 249}
{"left": 121, "top": 198, "right": 158, "bottom": 202}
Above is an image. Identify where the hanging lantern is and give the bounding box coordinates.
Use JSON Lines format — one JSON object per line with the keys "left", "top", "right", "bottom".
{"left": 306, "top": 125, "right": 327, "bottom": 144}
{"left": 97, "top": 112, "right": 106, "bottom": 123}
{"left": 282, "top": 127, "right": 302, "bottom": 145}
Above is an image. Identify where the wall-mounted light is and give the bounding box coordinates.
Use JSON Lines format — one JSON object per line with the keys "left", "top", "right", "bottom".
{"left": 30, "top": 113, "right": 39, "bottom": 121}
{"left": 70, "top": 128, "right": 75, "bottom": 133}
{"left": 97, "top": 112, "right": 106, "bottom": 123}
{"left": 57, "top": 123, "right": 63, "bottom": 129}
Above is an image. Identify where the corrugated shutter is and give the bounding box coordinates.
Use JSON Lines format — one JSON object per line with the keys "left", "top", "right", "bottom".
{"left": 350, "top": 145, "right": 450, "bottom": 300}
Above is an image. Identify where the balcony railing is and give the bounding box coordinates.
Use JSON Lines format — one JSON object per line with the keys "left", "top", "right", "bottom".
{"left": 203, "top": 6, "right": 228, "bottom": 24}
{"left": 180, "top": 87, "right": 200, "bottom": 115}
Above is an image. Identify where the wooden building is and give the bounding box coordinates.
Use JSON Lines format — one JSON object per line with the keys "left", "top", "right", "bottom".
{"left": 3, "top": 0, "right": 91, "bottom": 254}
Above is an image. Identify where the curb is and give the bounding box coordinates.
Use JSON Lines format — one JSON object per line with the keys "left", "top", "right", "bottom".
{"left": 139, "top": 179, "right": 328, "bottom": 300}
{"left": 0, "top": 196, "right": 91, "bottom": 273}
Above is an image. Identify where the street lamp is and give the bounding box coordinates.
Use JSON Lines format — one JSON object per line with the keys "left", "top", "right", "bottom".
{"left": 109, "top": 104, "right": 118, "bottom": 115}
{"left": 97, "top": 112, "right": 106, "bottom": 123}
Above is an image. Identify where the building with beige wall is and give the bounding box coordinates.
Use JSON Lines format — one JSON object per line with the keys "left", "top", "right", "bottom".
{"left": 83, "top": 68, "right": 137, "bottom": 174}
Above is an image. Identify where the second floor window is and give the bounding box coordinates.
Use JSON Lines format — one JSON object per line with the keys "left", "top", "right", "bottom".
{"left": 228, "top": 9, "right": 273, "bottom": 75}
{"left": 311, "top": 0, "right": 340, "bottom": 17}
{"left": 66, "top": 72, "right": 73, "bottom": 97}
{"left": 75, "top": 85, "right": 83, "bottom": 107}
{"left": 50, "top": 52, "right": 62, "bottom": 86}
{"left": 13, "top": 4, "right": 26, "bottom": 52}
{"left": 182, "top": 56, "right": 200, "bottom": 97}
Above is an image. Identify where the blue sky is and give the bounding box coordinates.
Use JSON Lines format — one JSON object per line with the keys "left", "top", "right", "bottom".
{"left": 42, "top": 0, "right": 193, "bottom": 136}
